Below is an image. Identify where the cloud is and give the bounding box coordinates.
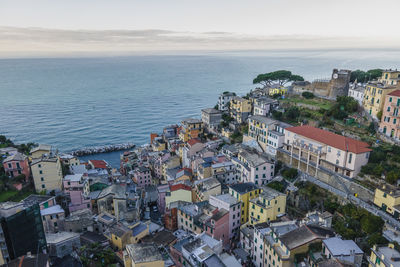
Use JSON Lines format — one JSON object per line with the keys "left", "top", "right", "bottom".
{"left": 0, "top": 26, "right": 399, "bottom": 57}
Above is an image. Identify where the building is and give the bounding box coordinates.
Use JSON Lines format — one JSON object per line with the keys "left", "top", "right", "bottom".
{"left": 268, "top": 85, "right": 288, "bottom": 96}
{"left": 181, "top": 233, "right": 223, "bottom": 266}
{"left": 201, "top": 108, "right": 222, "bottom": 130}
{"left": 256, "top": 224, "right": 334, "bottom": 267}
{"left": 282, "top": 125, "right": 371, "bottom": 178}
{"left": 233, "top": 148, "right": 275, "bottom": 185}
{"left": 209, "top": 194, "right": 241, "bottom": 238}
{"left": 178, "top": 202, "right": 205, "bottom": 233}
{"left": 301, "top": 210, "right": 333, "bottom": 228}
{"left": 212, "top": 161, "right": 238, "bottom": 185}
{"left": 322, "top": 237, "right": 363, "bottom": 266}
{"left": 363, "top": 70, "right": 400, "bottom": 119}
{"left": 0, "top": 202, "right": 47, "bottom": 265}
{"left": 107, "top": 224, "right": 133, "bottom": 250}
{"left": 40, "top": 205, "right": 65, "bottom": 233}
{"left": 30, "top": 144, "right": 53, "bottom": 159}
{"left": 133, "top": 166, "right": 152, "bottom": 188}
{"left": 1, "top": 254, "right": 50, "bottom": 267}
{"left": 181, "top": 139, "right": 205, "bottom": 168}
{"left": 230, "top": 96, "right": 252, "bottom": 124}
{"left": 218, "top": 92, "right": 235, "bottom": 111}
{"left": 63, "top": 174, "right": 91, "bottom": 212}
{"left": 64, "top": 209, "right": 94, "bottom": 233}
{"left": 193, "top": 177, "right": 221, "bottom": 202}
{"left": 88, "top": 159, "right": 109, "bottom": 170}
{"left": 46, "top": 231, "right": 81, "bottom": 258}
{"left": 203, "top": 208, "right": 230, "bottom": 246}
{"left": 249, "top": 187, "right": 286, "bottom": 225}
{"left": 30, "top": 156, "right": 63, "bottom": 193}
{"left": 247, "top": 116, "right": 290, "bottom": 154}
{"left": 162, "top": 156, "right": 180, "bottom": 181}
{"left": 179, "top": 118, "right": 203, "bottom": 142}
{"left": 252, "top": 96, "right": 278, "bottom": 116}
{"left": 373, "top": 184, "right": 400, "bottom": 219}
{"left": 379, "top": 90, "right": 400, "bottom": 139}
{"left": 2, "top": 152, "right": 30, "bottom": 180}
{"left": 124, "top": 243, "right": 164, "bottom": 267}
{"left": 348, "top": 83, "right": 365, "bottom": 105}
{"left": 165, "top": 183, "right": 192, "bottom": 209}
{"left": 164, "top": 201, "right": 190, "bottom": 231}
{"left": 229, "top": 183, "right": 260, "bottom": 224}
{"left": 368, "top": 243, "right": 400, "bottom": 267}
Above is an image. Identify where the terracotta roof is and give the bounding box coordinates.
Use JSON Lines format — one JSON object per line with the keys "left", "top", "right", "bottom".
{"left": 388, "top": 89, "right": 400, "bottom": 97}
{"left": 287, "top": 125, "right": 371, "bottom": 154}
{"left": 170, "top": 183, "right": 191, "bottom": 192}
{"left": 187, "top": 138, "right": 202, "bottom": 146}
{"left": 89, "top": 160, "right": 108, "bottom": 169}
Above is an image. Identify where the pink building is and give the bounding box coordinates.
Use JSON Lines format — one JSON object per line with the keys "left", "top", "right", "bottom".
{"left": 2, "top": 152, "right": 30, "bottom": 181}
{"left": 380, "top": 90, "right": 400, "bottom": 139}
{"left": 209, "top": 194, "right": 241, "bottom": 239}
{"left": 133, "top": 166, "right": 152, "bottom": 188}
{"left": 204, "top": 208, "right": 230, "bottom": 246}
{"left": 63, "top": 174, "right": 91, "bottom": 212}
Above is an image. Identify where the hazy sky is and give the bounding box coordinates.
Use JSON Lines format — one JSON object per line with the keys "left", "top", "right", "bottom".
{"left": 0, "top": 0, "right": 399, "bottom": 56}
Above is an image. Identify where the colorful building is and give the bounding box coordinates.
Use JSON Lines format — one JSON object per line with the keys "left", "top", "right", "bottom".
{"left": 233, "top": 148, "right": 275, "bottom": 185}
{"left": 283, "top": 125, "right": 371, "bottom": 178}
{"left": 30, "top": 156, "right": 63, "bottom": 193}
{"left": 30, "top": 144, "right": 52, "bottom": 159}
{"left": 368, "top": 243, "right": 400, "bottom": 267}
{"left": 179, "top": 118, "right": 203, "bottom": 142}
{"left": 2, "top": 152, "right": 30, "bottom": 181}
{"left": 249, "top": 187, "right": 286, "bottom": 225}
{"left": 229, "top": 183, "right": 260, "bottom": 224}
{"left": 165, "top": 183, "right": 192, "bottom": 208}
{"left": 268, "top": 85, "right": 288, "bottom": 96}
{"left": 373, "top": 184, "right": 400, "bottom": 219}
{"left": 218, "top": 92, "right": 235, "bottom": 111}
{"left": 209, "top": 194, "right": 241, "bottom": 238}
{"left": 133, "top": 166, "right": 152, "bottom": 188}
{"left": 230, "top": 96, "right": 252, "bottom": 124}
{"left": 63, "top": 174, "right": 91, "bottom": 212}
{"left": 379, "top": 90, "right": 400, "bottom": 139}
{"left": 193, "top": 177, "right": 221, "bottom": 202}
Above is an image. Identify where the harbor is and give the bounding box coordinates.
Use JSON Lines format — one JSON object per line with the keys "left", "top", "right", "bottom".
{"left": 69, "top": 143, "right": 135, "bottom": 157}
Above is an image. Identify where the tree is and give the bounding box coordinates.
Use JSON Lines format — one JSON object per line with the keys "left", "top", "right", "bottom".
{"left": 350, "top": 69, "right": 382, "bottom": 83}
{"left": 253, "top": 70, "right": 304, "bottom": 87}
{"left": 282, "top": 168, "right": 298, "bottom": 181}
{"left": 386, "top": 170, "right": 400, "bottom": 185}
{"left": 302, "top": 91, "right": 314, "bottom": 99}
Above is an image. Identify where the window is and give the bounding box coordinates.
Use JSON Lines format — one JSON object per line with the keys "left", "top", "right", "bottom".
{"left": 328, "top": 147, "right": 331, "bottom": 152}
{"left": 38, "top": 164, "right": 41, "bottom": 168}
{"left": 348, "top": 153, "right": 352, "bottom": 164}
{"left": 40, "top": 177, "right": 44, "bottom": 181}
{"left": 394, "top": 118, "right": 397, "bottom": 124}
{"left": 41, "top": 184, "right": 45, "bottom": 188}
{"left": 39, "top": 170, "right": 43, "bottom": 174}
{"left": 388, "top": 107, "right": 391, "bottom": 112}
{"left": 390, "top": 97, "right": 393, "bottom": 102}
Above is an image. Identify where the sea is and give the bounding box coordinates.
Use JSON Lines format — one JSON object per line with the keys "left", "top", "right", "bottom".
{"left": 1, "top": 49, "right": 400, "bottom": 167}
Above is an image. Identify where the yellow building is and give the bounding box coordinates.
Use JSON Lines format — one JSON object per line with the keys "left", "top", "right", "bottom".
{"left": 247, "top": 115, "right": 278, "bottom": 151}
{"left": 229, "top": 183, "right": 260, "bottom": 224}
{"left": 179, "top": 118, "right": 203, "bottom": 142}
{"left": 363, "top": 70, "right": 399, "bottom": 118}
{"left": 130, "top": 222, "right": 149, "bottom": 244}
{"left": 230, "top": 96, "right": 252, "bottom": 124}
{"left": 373, "top": 184, "right": 400, "bottom": 219}
{"left": 30, "top": 144, "right": 52, "bottom": 159}
{"left": 268, "top": 85, "right": 288, "bottom": 96}
{"left": 368, "top": 243, "right": 400, "bottom": 267}
{"left": 249, "top": 187, "right": 286, "bottom": 225}
{"left": 165, "top": 183, "right": 192, "bottom": 208}
{"left": 152, "top": 138, "right": 166, "bottom": 152}
{"left": 108, "top": 224, "right": 133, "bottom": 250}
{"left": 380, "top": 69, "right": 400, "bottom": 86}
{"left": 124, "top": 243, "right": 164, "bottom": 267}
{"left": 30, "top": 156, "right": 63, "bottom": 193}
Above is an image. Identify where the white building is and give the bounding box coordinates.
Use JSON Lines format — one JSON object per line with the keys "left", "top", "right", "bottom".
{"left": 218, "top": 92, "right": 235, "bottom": 111}
{"left": 348, "top": 83, "right": 365, "bottom": 105}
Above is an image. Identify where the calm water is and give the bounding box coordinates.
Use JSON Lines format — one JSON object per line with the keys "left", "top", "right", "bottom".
{"left": 1, "top": 50, "right": 400, "bottom": 167}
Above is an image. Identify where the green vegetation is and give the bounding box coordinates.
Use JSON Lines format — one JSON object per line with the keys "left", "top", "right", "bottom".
{"left": 0, "top": 187, "right": 35, "bottom": 202}
{"left": 325, "top": 96, "right": 358, "bottom": 120}
{"left": 301, "top": 91, "right": 314, "bottom": 99}
{"left": 350, "top": 69, "right": 382, "bottom": 83}
{"left": 267, "top": 181, "right": 285, "bottom": 193}
{"left": 360, "top": 142, "right": 400, "bottom": 183}
{"left": 0, "top": 135, "right": 37, "bottom": 155}
{"left": 253, "top": 70, "right": 304, "bottom": 87}
{"left": 220, "top": 113, "right": 234, "bottom": 128}
{"left": 282, "top": 168, "right": 298, "bottom": 181}
{"left": 79, "top": 243, "right": 117, "bottom": 266}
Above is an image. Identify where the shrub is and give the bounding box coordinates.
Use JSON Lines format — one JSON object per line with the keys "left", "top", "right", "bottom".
{"left": 302, "top": 91, "right": 314, "bottom": 99}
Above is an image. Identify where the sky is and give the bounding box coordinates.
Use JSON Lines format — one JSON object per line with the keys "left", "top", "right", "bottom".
{"left": 0, "top": 0, "right": 399, "bottom": 56}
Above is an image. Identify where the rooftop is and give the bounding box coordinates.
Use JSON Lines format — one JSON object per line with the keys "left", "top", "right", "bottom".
{"left": 40, "top": 205, "right": 64, "bottom": 216}
{"left": 239, "top": 148, "right": 273, "bottom": 167}
{"left": 64, "top": 173, "right": 84, "bottom": 182}
{"left": 202, "top": 108, "right": 222, "bottom": 115}
{"left": 132, "top": 222, "right": 148, "bottom": 237}
{"left": 3, "top": 152, "right": 27, "bottom": 163}
{"left": 229, "top": 182, "right": 258, "bottom": 194}
{"left": 45, "top": 231, "right": 80, "bottom": 244}
{"left": 89, "top": 159, "right": 108, "bottom": 169}
{"left": 249, "top": 115, "right": 277, "bottom": 125}
{"left": 141, "top": 229, "right": 177, "bottom": 247}
{"left": 22, "top": 194, "right": 54, "bottom": 206}
{"left": 287, "top": 125, "right": 372, "bottom": 154}
{"left": 323, "top": 237, "right": 363, "bottom": 256}
{"left": 372, "top": 244, "right": 400, "bottom": 266}
{"left": 126, "top": 243, "right": 163, "bottom": 264}
{"left": 388, "top": 89, "right": 400, "bottom": 97}
{"left": 280, "top": 225, "right": 334, "bottom": 250}
{"left": 211, "top": 194, "right": 238, "bottom": 206}
{"left": 30, "top": 144, "right": 52, "bottom": 153}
